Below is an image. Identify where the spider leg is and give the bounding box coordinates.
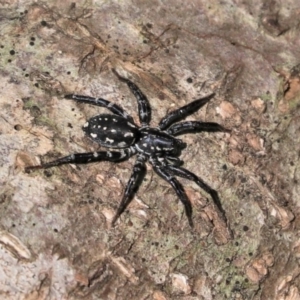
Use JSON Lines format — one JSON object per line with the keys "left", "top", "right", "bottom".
{"left": 25, "top": 148, "right": 135, "bottom": 172}
{"left": 166, "top": 121, "right": 230, "bottom": 136}
{"left": 149, "top": 158, "right": 193, "bottom": 227}
{"left": 164, "top": 164, "right": 228, "bottom": 223}
{"left": 112, "top": 69, "right": 151, "bottom": 126}
{"left": 64, "top": 94, "right": 134, "bottom": 123}
{"left": 159, "top": 93, "right": 215, "bottom": 130}
{"left": 111, "top": 154, "right": 147, "bottom": 225}
{"left": 164, "top": 156, "right": 184, "bottom": 166}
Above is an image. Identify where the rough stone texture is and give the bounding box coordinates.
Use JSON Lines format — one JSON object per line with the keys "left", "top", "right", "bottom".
{"left": 0, "top": 1, "right": 300, "bottom": 299}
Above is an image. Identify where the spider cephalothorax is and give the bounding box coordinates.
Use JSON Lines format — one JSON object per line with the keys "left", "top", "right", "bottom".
{"left": 26, "top": 69, "right": 230, "bottom": 227}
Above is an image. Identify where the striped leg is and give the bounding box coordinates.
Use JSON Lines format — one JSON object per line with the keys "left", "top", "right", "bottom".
{"left": 112, "top": 69, "right": 151, "bottom": 126}
{"left": 25, "top": 148, "right": 135, "bottom": 172}
{"left": 64, "top": 94, "right": 134, "bottom": 123}
{"left": 159, "top": 93, "right": 215, "bottom": 130}
{"left": 112, "top": 154, "right": 147, "bottom": 225}
{"left": 166, "top": 121, "right": 230, "bottom": 136}
{"left": 149, "top": 158, "right": 193, "bottom": 227}
{"left": 164, "top": 164, "right": 228, "bottom": 223}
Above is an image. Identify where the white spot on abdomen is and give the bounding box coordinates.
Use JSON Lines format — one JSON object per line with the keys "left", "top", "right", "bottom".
{"left": 91, "top": 133, "right": 97, "bottom": 138}
{"left": 105, "top": 137, "right": 114, "bottom": 144}
{"left": 124, "top": 132, "right": 134, "bottom": 137}
{"left": 118, "top": 142, "right": 127, "bottom": 147}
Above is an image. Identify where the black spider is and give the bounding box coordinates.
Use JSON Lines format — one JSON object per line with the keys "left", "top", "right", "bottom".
{"left": 26, "top": 70, "right": 230, "bottom": 227}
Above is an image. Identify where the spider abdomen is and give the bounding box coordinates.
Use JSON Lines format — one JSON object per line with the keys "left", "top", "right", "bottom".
{"left": 83, "top": 114, "right": 139, "bottom": 148}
